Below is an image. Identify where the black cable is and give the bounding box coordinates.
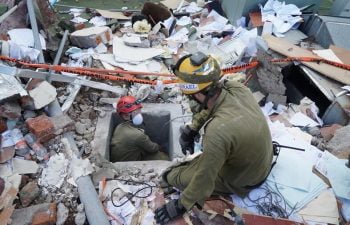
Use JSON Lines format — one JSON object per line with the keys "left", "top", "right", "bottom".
{"left": 109, "top": 178, "right": 157, "bottom": 208}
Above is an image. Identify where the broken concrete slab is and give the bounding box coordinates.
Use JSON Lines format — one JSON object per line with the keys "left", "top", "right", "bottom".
{"left": 10, "top": 203, "right": 55, "bottom": 225}
{"left": 0, "top": 74, "right": 27, "bottom": 103}
{"left": 12, "top": 158, "right": 38, "bottom": 175}
{"left": 56, "top": 203, "right": 69, "bottom": 225}
{"left": 320, "top": 124, "right": 343, "bottom": 142}
{"left": 326, "top": 125, "right": 350, "bottom": 159}
{"left": 28, "top": 81, "right": 57, "bottom": 109}
{"left": 70, "top": 26, "right": 112, "bottom": 48}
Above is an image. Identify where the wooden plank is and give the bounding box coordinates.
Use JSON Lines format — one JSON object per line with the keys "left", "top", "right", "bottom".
{"left": 263, "top": 35, "right": 350, "bottom": 85}
{"left": 330, "top": 45, "right": 350, "bottom": 65}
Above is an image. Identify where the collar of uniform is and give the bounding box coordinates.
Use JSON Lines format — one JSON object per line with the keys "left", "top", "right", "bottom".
{"left": 208, "top": 88, "right": 228, "bottom": 117}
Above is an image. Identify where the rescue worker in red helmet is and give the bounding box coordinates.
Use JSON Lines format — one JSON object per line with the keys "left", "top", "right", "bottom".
{"left": 110, "top": 96, "right": 169, "bottom": 162}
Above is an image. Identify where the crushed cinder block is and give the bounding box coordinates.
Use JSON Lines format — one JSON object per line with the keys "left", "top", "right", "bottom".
{"left": 70, "top": 26, "right": 112, "bottom": 48}
{"left": 31, "top": 203, "right": 57, "bottom": 225}
{"left": 266, "top": 93, "right": 287, "bottom": 106}
{"left": 26, "top": 115, "right": 55, "bottom": 143}
{"left": 28, "top": 81, "right": 57, "bottom": 110}
{"left": 0, "top": 101, "right": 21, "bottom": 119}
{"left": 19, "top": 181, "right": 40, "bottom": 207}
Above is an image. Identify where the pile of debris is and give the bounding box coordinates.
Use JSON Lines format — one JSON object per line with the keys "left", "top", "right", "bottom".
{"left": 1, "top": 0, "right": 350, "bottom": 224}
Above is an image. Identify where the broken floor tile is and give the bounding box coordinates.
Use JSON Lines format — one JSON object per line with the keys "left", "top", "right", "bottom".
{"left": 28, "top": 81, "right": 57, "bottom": 110}
{"left": 242, "top": 214, "right": 304, "bottom": 225}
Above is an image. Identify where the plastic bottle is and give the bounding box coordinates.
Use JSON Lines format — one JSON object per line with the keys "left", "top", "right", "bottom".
{"left": 12, "top": 128, "right": 31, "bottom": 157}
{"left": 24, "top": 133, "right": 48, "bottom": 161}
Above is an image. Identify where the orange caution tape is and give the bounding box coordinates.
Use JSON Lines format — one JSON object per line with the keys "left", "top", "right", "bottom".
{"left": 222, "top": 61, "right": 259, "bottom": 74}
{"left": 0, "top": 56, "right": 260, "bottom": 85}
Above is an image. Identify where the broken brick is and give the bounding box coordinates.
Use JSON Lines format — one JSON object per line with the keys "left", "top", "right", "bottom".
{"left": 26, "top": 115, "right": 55, "bottom": 143}
{"left": 31, "top": 203, "right": 57, "bottom": 225}
{"left": 0, "top": 101, "right": 21, "bottom": 119}
{"left": 320, "top": 124, "right": 343, "bottom": 141}
{"left": 242, "top": 214, "right": 305, "bottom": 225}
{"left": 0, "top": 117, "right": 7, "bottom": 133}
{"left": 20, "top": 95, "right": 35, "bottom": 110}
{"left": 19, "top": 181, "right": 40, "bottom": 207}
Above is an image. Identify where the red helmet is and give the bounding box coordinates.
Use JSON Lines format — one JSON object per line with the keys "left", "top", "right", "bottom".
{"left": 117, "top": 96, "right": 142, "bottom": 114}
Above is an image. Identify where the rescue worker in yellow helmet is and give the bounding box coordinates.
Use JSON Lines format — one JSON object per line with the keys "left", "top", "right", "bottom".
{"left": 154, "top": 52, "right": 273, "bottom": 224}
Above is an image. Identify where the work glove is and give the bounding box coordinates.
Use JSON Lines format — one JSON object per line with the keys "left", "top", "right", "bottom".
{"left": 154, "top": 199, "right": 186, "bottom": 225}
{"left": 179, "top": 125, "right": 199, "bottom": 155}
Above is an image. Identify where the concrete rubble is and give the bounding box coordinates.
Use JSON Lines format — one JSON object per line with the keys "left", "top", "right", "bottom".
{"left": 0, "top": 0, "right": 349, "bottom": 225}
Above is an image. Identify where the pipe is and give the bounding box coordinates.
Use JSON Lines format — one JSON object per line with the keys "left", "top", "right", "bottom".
{"left": 0, "top": 5, "right": 18, "bottom": 23}
{"left": 26, "top": 0, "right": 44, "bottom": 63}
{"left": 47, "top": 29, "right": 69, "bottom": 82}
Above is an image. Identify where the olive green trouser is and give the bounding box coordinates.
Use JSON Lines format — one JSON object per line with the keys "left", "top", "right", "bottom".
{"left": 165, "top": 157, "right": 234, "bottom": 196}
{"left": 142, "top": 151, "right": 169, "bottom": 161}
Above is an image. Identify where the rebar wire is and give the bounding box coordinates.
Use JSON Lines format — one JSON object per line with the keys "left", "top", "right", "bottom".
{"left": 242, "top": 184, "right": 298, "bottom": 219}
{"left": 110, "top": 178, "right": 157, "bottom": 208}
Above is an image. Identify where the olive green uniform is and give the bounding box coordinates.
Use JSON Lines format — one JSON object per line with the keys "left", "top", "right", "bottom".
{"left": 166, "top": 81, "right": 273, "bottom": 210}
{"left": 110, "top": 122, "right": 169, "bottom": 162}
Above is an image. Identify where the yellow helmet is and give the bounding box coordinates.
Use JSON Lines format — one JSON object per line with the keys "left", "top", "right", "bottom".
{"left": 173, "top": 52, "right": 222, "bottom": 95}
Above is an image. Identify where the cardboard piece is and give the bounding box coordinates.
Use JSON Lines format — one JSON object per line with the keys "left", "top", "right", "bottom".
{"left": 330, "top": 45, "right": 350, "bottom": 65}
{"left": 263, "top": 35, "right": 350, "bottom": 85}
{"left": 96, "top": 9, "right": 130, "bottom": 20}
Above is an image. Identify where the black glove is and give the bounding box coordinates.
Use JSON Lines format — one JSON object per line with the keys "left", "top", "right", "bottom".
{"left": 179, "top": 125, "right": 198, "bottom": 155}
{"left": 154, "top": 199, "right": 186, "bottom": 225}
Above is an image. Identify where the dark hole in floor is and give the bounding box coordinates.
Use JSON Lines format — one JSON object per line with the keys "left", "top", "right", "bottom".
{"left": 282, "top": 64, "right": 332, "bottom": 116}
{"left": 109, "top": 111, "right": 171, "bottom": 161}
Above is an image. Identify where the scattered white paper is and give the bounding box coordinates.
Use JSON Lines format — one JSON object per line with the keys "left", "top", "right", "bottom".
{"left": 185, "top": 2, "right": 202, "bottom": 13}
{"left": 70, "top": 16, "right": 88, "bottom": 24}
{"left": 260, "top": 0, "right": 302, "bottom": 36}
{"left": 113, "top": 37, "right": 164, "bottom": 62}
{"left": 177, "top": 16, "right": 192, "bottom": 26}
{"left": 89, "top": 16, "right": 107, "bottom": 26}
{"left": 315, "top": 151, "right": 350, "bottom": 200}
{"left": 8, "top": 28, "right": 46, "bottom": 50}
{"left": 289, "top": 112, "right": 320, "bottom": 127}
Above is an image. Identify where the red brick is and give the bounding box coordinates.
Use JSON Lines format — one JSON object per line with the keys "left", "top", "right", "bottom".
{"left": 31, "top": 203, "right": 57, "bottom": 225}
{"left": 320, "top": 124, "right": 343, "bottom": 141}
{"left": 26, "top": 115, "right": 55, "bottom": 143}
{"left": 242, "top": 214, "right": 305, "bottom": 225}
{"left": 0, "top": 117, "right": 7, "bottom": 133}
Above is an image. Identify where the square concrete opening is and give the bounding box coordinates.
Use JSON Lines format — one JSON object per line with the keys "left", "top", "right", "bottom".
{"left": 93, "top": 103, "right": 185, "bottom": 161}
